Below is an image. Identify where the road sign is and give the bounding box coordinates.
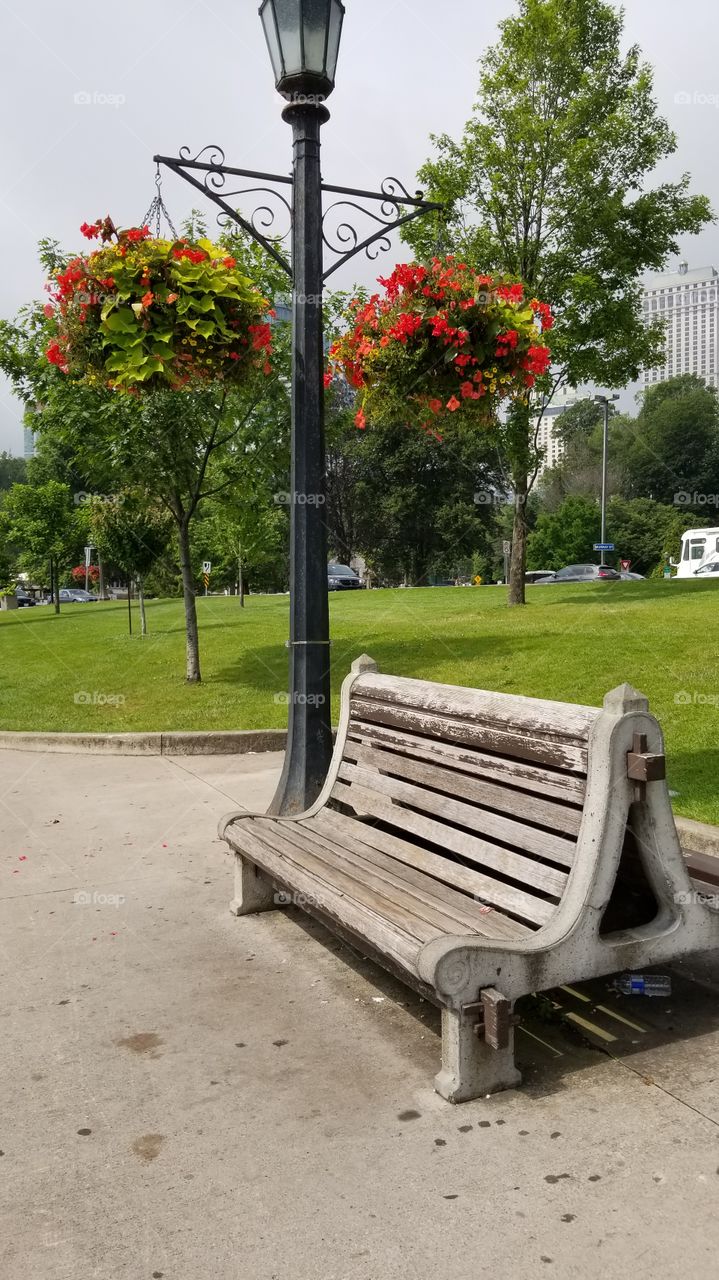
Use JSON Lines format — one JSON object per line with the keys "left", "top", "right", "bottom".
{"left": 202, "top": 561, "right": 212, "bottom": 574}
{"left": 84, "top": 545, "right": 93, "bottom": 567}
{"left": 502, "top": 540, "right": 511, "bottom": 556}
{"left": 593, "top": 543, "right": 615, "bottom": 551}
{"left": 620, "top": 558, "right": 632, "bottom": 572}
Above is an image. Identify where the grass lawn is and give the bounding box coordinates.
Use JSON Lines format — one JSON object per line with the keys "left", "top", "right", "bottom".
{"left": 1, "top": 580, "right": 718, "bottom": 823}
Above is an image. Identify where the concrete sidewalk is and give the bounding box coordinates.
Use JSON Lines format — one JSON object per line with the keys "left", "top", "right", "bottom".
{"left": 2, "top": 748, "right": 719, "bottom": 1280}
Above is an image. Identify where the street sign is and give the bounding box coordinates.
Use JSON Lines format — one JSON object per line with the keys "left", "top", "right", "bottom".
{"left": 502, "top": 540, "right": 511, "bottom": 555}
{"left": 593, "top": 543, "right": 615, "bottom": 551}
{"left": 620, "top": 558, "right": 632, "bottom": 572}
{"left": 202, "top": 561, "right": 212, "bottom": 574}
{"left": 84, "top": 545, "right": 93, "bottom": 567}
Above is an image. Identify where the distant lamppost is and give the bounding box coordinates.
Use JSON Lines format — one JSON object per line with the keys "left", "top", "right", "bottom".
{"left": 593, "top": 392, "right": 620, "bottom": 563}
{"left": 154, "top": 3, "right": 440, "bottom": 813}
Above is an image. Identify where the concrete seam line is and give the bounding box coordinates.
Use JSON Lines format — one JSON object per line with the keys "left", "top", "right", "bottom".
{"left": 0, "top": 730, "right": 287, "bottom": 757}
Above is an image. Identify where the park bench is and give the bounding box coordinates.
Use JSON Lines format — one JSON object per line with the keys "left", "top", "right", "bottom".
{"left": 219, "top": 656, "right": 719, "bottom": 1102}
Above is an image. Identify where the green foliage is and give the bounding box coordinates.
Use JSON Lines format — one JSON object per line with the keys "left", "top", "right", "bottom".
{"left": 526, "top": 495, "right": 599, "bottom": 569}
{"left": 0, "top": 479, "right": 80, "bottom": 580}
{"left": 0, "top": 451, "right": 26, "bottom": 492}
{"left": 615, "top": 374, "right": 719, "bottom": 506}
{"left": 90, "top": 492, "right": 173, "bottom": 580}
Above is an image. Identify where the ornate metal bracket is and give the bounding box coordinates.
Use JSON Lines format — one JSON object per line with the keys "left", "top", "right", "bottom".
{"left": 154, "top": 145, "right": 442, "bottom": 284}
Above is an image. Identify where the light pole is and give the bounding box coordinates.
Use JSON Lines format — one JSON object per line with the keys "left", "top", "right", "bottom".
{"left": 259, "top": 0, "right": 344, "bottom": 814}
{"left": 593, "top": 393, "right": 620, "bottom": 564}
{"left": 154, "top": 2, "right": 440, "bottom": 814}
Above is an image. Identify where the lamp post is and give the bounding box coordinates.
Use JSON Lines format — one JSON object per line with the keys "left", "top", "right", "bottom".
{"left": 593, "top": 393, "right": 620, "bottom": 564}
{"left": 259, "top": 0, "right": 344, "bottom": 814}
{"left": 154, "top": 1, "right": 439, "bottom": 814}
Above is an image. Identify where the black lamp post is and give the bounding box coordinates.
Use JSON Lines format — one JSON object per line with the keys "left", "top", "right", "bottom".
{"left": 154, "top": 2, "right": 439, "bottom": 815}
{"left": 259, "top": 0, "right": 345, "bottom": 815}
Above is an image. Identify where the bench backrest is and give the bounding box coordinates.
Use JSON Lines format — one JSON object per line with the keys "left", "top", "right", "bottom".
{"left": 327, "top": 667, "right": 600, "bottom": 932}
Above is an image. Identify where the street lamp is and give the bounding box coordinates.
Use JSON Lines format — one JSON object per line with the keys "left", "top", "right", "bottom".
{"left": 154, "top": 2, "right": 439, "bottom": 813}
{"left": 594, "top": 393, "right": 620, "bottom": 564}
{"left": 259, "top": 0, "right": 345, "bottom": 101}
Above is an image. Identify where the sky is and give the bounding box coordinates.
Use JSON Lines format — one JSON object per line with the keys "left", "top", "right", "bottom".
{"left": 1, "top": 0, "right": 719, "bottom": 453}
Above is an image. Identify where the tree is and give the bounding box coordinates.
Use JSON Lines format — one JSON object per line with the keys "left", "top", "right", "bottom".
{"left": 615, "top": 375, "right": 719, "bottom": 506}
{"left": 0, "top": 452, "right": 26, "bottom": 492}
{"left": 526, "top": 495, "right": 599, "bottom": 570}
{"left": 403, "top": 0, "right": 713, "bottom": 604}
{"left": 91, "top": 492, "right": 172, "bottom": 635}
{"left": 0, "top": 480, "right": 79, "bottom": 611}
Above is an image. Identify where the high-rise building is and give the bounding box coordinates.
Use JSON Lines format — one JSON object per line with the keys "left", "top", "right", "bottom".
{"left": 534, "top": 387, "right": 580, "bottom": 476}
{"left": 642, "top": 264, "right": 719, "bottom": 390}
{"left": 23, "top": 425, "right": 35, "bottom": 459}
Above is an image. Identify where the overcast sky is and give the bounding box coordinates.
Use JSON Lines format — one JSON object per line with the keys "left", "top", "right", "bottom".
{"left": 1, "top": 0, "right": 718, "bottom": 453}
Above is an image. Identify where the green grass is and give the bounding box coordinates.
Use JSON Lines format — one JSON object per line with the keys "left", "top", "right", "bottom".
{"left": 2, "top": 581, "right": 718, "bottom": 823}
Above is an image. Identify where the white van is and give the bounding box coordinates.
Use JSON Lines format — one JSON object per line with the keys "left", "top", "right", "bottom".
{"left": 672, "top": 527, "right": 719, "bottom": 577}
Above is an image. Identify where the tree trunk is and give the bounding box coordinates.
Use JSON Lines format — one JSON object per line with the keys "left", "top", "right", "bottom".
{"left": 238, "top": 544, "right": 244, "bottom": 609}
{"left": 138, "top": 576, "right": 147, "bottom": 637}
{"left": 177, "top": 518, "right": 201, "bottom": 683}
{"left": 508, "top": 475, "right": 528, "bottom": 607}
{"left": 98, "top": 554, "right": 106, "bottom": 600}
{"left": 52, "top": 558, "right": 60, "bottom": 614}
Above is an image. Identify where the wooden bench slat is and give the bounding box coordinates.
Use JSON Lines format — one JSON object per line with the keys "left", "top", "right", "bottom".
{"left": 348, "top": 719, "right": 587, "bottom": 802}
{"left": 353, "top": 672, "right": 598, "bottom": 742}
{"left": 344, "top": 740, "right": 583, "bottom": 837}
{"left": 330, "top": 780, "right": 557, "bottom": 926}
{"left": 242, "top": 818, "right": 444, "bottom": 945}
{"left": 232, "top": 821, "right": 426, "bottom": 968}
{"left": 350, "top": 697, "right": 588, "bottom": 774}
{"left": 336, "top": 761, "right": 576, "bottom": 873}
{"left": 302, "top": 810, "right": 532, "bottom": 940}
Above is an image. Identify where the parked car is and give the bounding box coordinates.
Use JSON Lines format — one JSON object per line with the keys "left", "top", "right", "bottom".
{"left": 59, "top": 588, "right": 99, "bottom": 603}
{"left": 328, "top": 563, "right": 362, "bottom": 591}
{"left": 620, "top": 571, "right": 646, "bottom": 581}
{"left": 15, "top": 589, "right": 37, "bottom": 607}
{"left": 525, "top": 570, "right": 554, "bottom": 585}
{"left": 535, "top": 563, "right": 622, "bottom": 584}
{"left": 694, "top": 561, "right": 719, "bottom": 577}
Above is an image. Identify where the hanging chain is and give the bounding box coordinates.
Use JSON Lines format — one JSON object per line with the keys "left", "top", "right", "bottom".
{"left": 142, "top": 164, "right": 178, "bottom": 239}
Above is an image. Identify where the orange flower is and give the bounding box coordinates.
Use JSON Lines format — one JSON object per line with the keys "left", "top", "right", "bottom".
{"left": 446, "top": 395, "right": 461, "bottom": 412}
{"left": 166, "top": 292, "right": 179, "bottom": 304}
{"left": 142, "top": 291, "right": 154, "bottom": 307}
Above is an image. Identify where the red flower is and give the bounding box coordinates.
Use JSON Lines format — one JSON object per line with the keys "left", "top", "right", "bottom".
{"left": 446, "top": 395, "right": 461, "bottom": 412}
{"left": 355, "top": 408, "right": 367, "bottom": 429}
{"left": 125, "top": 225, "right": 151, "bottom": 243}
{"left": 141, "top": 291, "right": 154, "bottom": 307}
{"left": 428, "top": 398, "right": 443, "bottom": 414}
{"left": 80, "top": 221, "right": 101, "bottom": 240}
{"left": 222, "top": 256, "right": 236, "bottom": 269}
{"left": 323, "top": 372, "right": 332, "bottom": 388}
{"left": 46, "top": 339, "right": 69, "bottom": 373}
{"left": 43, "top": 302, "right": 54, "bottom": 318}
{"left": 460, "top": 381, "right": 476, "bottom": 399}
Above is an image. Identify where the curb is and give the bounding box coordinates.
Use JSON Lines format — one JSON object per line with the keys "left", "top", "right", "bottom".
{"left": 676, "top": 815, "right": 719, "bottom": 859}
{"left": 0, "top": 729, "right": 287, "bottom": 757}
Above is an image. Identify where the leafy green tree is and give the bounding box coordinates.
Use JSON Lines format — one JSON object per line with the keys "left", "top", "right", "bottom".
{"left": 0, "top": 480, "right": 79, "bottom": 611}
{"left": 526, "top": 495, "right": 599, "bottom": 570}
{"left": 403, "top": 0, "right": 713, "bottom": 604}
{"left": 615, "top": 375, "right": 719, "bottom": 507}
{"left": 91, "top": 493, "right": 172, "bottom": 635}
{"left": 605, "top": 496, "right": 706, "bottom": 576}
{"left": 0, "top": 452, "right": 26, "bottom": 492}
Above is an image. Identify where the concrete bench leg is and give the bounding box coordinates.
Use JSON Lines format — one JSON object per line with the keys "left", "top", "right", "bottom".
{"left": 229, "top": 854, "right": 278, "bottom": 917}
{"left": 435, "top": 1006, "right": 522, "bottom": 1103}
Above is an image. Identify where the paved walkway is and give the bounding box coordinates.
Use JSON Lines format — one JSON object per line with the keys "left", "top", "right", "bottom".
{"left": 2, "top": 748, "right": 719, "bottom": 1280}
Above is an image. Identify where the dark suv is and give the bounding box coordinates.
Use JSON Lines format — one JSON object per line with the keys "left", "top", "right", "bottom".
{"left": 328, "top": 563, "right": 362, "bottom": 591}
{"left": 536, "top": 563, "right": 622, "bottom": 584}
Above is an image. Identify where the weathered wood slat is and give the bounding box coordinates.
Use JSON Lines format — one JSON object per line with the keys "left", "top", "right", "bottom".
{"left": 350, "top": 697, "right": 588, "bottom": 773}
{"left": 335, "top": 761, "right": 575, "bottom": 873}
{"left": 348, "top": 719, "right": 587, "bottom": 802}
{"left": 307, "top": 809, "right": 532, "bottom": 941}
{"left": 299, "top": 810, "right": 526, "bottom": 938}
{"left": 352, "top": 672, "right": 598, "bottom": 741}
{"left": 330, "top": 780, "right": 557, "bottom": 926}
{"left": 344, "top": 740, "right": 583, "bottom": 837}
{"left": 278, "top": 819, "right": 488, "bottom": 938}
{"left": 227, "top": 820, "right": 424, "bottom": 971}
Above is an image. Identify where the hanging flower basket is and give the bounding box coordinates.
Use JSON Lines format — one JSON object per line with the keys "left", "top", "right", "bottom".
{"left": 327, "top": 257, "right": 553, "bottom": 434}
{"left": 45, "top": 218, "right": 274, "bottom": 393}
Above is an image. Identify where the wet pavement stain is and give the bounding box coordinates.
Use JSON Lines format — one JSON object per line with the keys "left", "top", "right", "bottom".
{"left": 132, "top": 1134, "right": 165, "bottom": 1163}
{"left": 397, "top": 1110, "right": 421, "bottom": 1121}
{"left": 77, "top": 1128, "right": 92, "bottom": 1136}
{"left": 544, "top": 1173, "right": 571, "bottom": 1184}
{"left": 273, "top": 1039, "right": 289, "bottom": 1048}
{"left": 458, "top": 1125, "right": 472, "bottom": 1133}
{"left": 115, "top": 1032, "right": 164, "bottom": 1058}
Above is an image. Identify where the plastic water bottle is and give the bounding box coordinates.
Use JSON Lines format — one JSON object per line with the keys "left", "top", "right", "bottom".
{"left": 614, "top": 973, "right": 672, "bottom": 997}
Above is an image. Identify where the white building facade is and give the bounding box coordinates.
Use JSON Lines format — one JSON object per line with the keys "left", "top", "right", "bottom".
{"left": 642, "top": 264, "right": 719, "bottom": 390}
{"left": 534, "top": 387, "right": 580, "bottom": 476}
